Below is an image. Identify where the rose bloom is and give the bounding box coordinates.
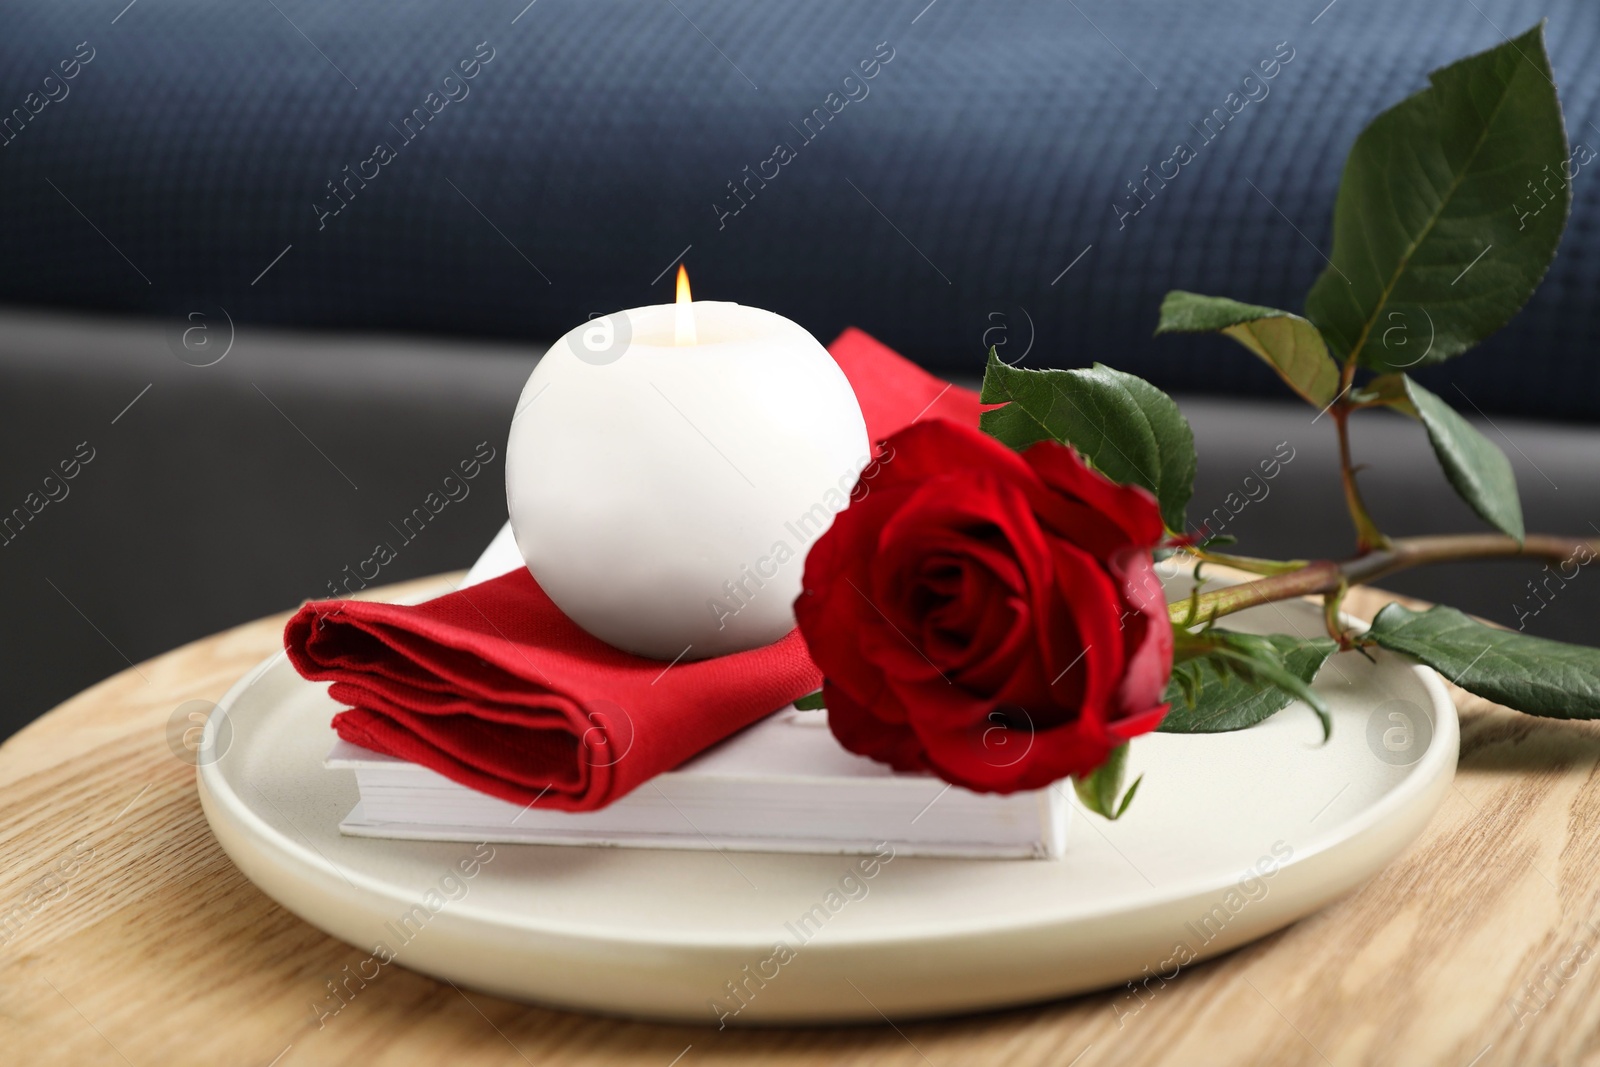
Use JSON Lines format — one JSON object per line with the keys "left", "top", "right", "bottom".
{"left": 794, "top": 420, "right": 1172, "bottom": 793}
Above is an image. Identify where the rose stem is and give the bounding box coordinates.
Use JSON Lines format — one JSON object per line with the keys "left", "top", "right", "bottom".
{"left": 1170, "top": 533, "right": 1600, "bottom": 628}
{"left": 1330, "top": 359, "right": 1389, "bottom": 553}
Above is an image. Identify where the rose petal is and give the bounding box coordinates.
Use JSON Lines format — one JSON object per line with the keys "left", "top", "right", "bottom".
{"left": 872, "top": 475, "right": 1053, "bottom": 682}
{"left": 796, "top": 487, "right": 917, "bottom": 706}
{"left": 1022, "top": 437, "right": 1166, "bottom": 545}
{"left": 859, "top": 420, "right": 1038, "bottom": 499}
{"left": 1106, "top": 548, "right": 1174, "bottom": 721}
{"left": 1036, "top": 539, "right": 1127, "bottom": 727}
{"left": 824, "top": 680, "right": 929, "bottom": 771}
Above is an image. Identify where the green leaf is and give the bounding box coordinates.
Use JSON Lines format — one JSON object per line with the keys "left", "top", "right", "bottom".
{"left": 1166, "top": 629, "right": 1335, "bottom": 738}
{"left": 792, "top": 690, "right": 826, "bottom": 711}
{"left": 1365, "top": 374, "right": 1524, "bottom": 540}
{"left": 1367, "top": 604, "right": 1600, "bottom": 718}
{"left": 1304, "top": 22, "right": 1569, "bottom": 371}
{"left": 1156, "top": 291, "right": 1341, "bottom": 409}
{"left": 1072, "top": 742, "right": 1142, "bottom": 820}
{"left": 1160, "top": 633, "right": 1339, "bottom": 733}
{"left": 980, "top": 351, "right": 1196, "bottom": 531}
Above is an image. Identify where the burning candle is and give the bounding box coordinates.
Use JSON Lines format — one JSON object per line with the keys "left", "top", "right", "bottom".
{"left": 505, "top": 269, "right": 870, "bottom": 660}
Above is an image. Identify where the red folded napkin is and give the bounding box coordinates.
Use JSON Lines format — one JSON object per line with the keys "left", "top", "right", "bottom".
{"left": 829, "top": 327, "right": 981, "bottom": 439}
{"left": 286, "top": 330, "right": 981, "bottom": 811}
{"left": 287, "top": 573, "right": 819, "bottom": 810}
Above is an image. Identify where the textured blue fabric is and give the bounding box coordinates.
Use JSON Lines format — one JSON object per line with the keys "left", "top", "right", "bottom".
{"left": 0, "top": 0, "right": 1596, "bottom": 418}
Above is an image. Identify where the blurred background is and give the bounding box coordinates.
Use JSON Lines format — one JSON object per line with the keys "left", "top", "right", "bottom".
{"left": 1, "top": 0, "right": 1595, "bottom": 739}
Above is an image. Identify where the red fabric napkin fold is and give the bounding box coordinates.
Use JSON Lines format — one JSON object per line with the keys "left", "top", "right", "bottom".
{"left": 286, "top": 330, "right": 981, "bottom": 811}
{"left": 828, "top": 327, "right": 982, "bottom": 439}
{"left": 288, "top": 573, "right": 820, "bottom": 810}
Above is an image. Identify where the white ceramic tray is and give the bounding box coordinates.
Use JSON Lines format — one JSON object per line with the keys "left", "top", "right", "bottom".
{"left": 196, "top": 591, "right": 1456, "bottom": 1024}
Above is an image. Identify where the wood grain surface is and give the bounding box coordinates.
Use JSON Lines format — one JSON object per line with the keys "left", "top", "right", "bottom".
{"left": 2, "top": 574, "right": 1598, "bottom": 1067}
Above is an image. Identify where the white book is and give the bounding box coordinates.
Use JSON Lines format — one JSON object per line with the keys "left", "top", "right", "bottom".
{"left": 324, "top": 522, "right": 1069, "bottom": 859}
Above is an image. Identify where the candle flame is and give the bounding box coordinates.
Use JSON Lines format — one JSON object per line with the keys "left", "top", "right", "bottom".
{"left": 674, "top": 264, "right": 696, "bottom": 346}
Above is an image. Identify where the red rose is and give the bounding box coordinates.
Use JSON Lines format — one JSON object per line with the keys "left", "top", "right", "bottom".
{"left": 794, "top": 420, "right": 1172, "bottom": 793}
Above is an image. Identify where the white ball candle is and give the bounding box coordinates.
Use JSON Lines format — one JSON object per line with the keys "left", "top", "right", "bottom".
{"left": 506, "top": 273, "right": 871, "bottom": 660}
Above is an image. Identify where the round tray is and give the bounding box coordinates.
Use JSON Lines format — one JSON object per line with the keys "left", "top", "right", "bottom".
{"left": 196, "top": 593, "right": 1457, "bottom": 1025}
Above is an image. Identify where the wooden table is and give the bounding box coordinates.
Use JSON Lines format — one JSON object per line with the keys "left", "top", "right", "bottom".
{"left": 3, "top": 574, "right": 1598, "bottom": 1067}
